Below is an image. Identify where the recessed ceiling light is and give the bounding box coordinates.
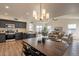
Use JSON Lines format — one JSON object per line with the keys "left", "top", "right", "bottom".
{"left": 4, "top": 13, "right": 8, "bottom": 15}
{"left": 5, "top": 6, "right": 9, "bottom": 9}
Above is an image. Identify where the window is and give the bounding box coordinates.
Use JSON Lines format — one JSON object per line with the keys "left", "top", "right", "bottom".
{"left": 28, "top": 23, "right": 33, "bottom": 31}
{"left": 36, "top": 25, "right": 43, "bottom": 33}
{"left": 47, "top": 26, "right": 52, "bottom": 33}
{"left": 68, "top": 24, "right": 76, "bottom": 29}
{"left": 68, "top": 24, "right": 77, "bottom": 34}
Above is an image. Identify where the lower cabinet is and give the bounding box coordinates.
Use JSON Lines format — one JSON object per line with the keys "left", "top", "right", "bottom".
{"left": 23, "top": 33, "right": 36, "bottom": 39}
{"left": 0, "top": 33, "right": 6, "bottom": 42}
{"left": 6, "top": 34, "right": 15, "bottom": 40}
{"left": 15, "top": 32, "right": 23, "bottom": 40}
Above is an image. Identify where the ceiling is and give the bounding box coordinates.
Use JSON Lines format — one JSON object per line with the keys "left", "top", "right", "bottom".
{"left": 0, "top": 3, "right": 79, "bottom": 20}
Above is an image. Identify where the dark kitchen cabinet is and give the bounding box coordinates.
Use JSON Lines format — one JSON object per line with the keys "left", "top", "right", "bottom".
{"left": 23, "top": 33, "right": 36, "bottom": 39}
{"left": 15, "top": 32, "right": 23, "bottom": 40}
{"left": 0, "top": 21, "right": 5, "bottom": 28}
{"left": 0, "top": 19, "right": 15, "bottom": 28}
{"left": 15, "top": 22, "right": 26, "bottom": 28}
{"left": 0, "top": 33, "right": 6, "bottom": 42}
{"left": 6, "top": 34, "right": 15, "bottom": 40}
{"left": 0, "top": 19, "right": 26, "bottom": 28}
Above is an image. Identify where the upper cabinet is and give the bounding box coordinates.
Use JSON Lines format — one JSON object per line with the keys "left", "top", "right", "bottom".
{"left": 0, "top": 19, "right": 26, "bottom": 28}
{"left": 15, "top": 21, "right": 26, "bottom": 28}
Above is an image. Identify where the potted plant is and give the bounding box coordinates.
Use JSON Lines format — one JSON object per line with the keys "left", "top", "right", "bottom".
{"left": 42, "top": 26, "right": 48, "bottom": 36}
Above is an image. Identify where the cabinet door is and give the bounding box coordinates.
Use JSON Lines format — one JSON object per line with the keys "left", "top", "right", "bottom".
{"left": 0, "top": 19, "right": 26, "bottom": 28}
{"left": 0, "top": 34, "right": 6, "bottom": 42}
{"left": 0, "top": 19, "right": 15, "bottom": 28}
{"left": 15, "top": 22, "right": 26, "bottom": 28}
{"left": 0, "top": 21, "right": 5, "bottom": 28}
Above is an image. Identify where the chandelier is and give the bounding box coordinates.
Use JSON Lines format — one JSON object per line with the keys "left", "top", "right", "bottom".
{"left": 33, "top": 3, "right": 49, "bottom": 21}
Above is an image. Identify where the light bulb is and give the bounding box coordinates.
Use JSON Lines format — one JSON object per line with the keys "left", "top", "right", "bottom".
{"left": 33, "top": 10, "right": 37, "bottom": 17}
{"left": 42, "top": 9, "right": 46, "bottom": 16}
{"left": 46, "top": 13, "right": 49, "bottom": 19}
{"left": 5, "top": 6, "right": 9, "bottom": 9}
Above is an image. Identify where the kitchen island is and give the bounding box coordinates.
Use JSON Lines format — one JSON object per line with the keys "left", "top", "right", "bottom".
{"left": 23, "top": 38, "right": 69, "bottom": 56}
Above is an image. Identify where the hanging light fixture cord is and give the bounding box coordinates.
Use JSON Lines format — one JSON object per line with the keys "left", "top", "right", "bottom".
{"left": 40, "top": 3, "right": 42, "bottom": 21}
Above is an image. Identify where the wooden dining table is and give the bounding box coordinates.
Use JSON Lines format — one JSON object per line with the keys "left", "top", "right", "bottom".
{"left": 23, "top": 37, "right": 69, "bottom": 56}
